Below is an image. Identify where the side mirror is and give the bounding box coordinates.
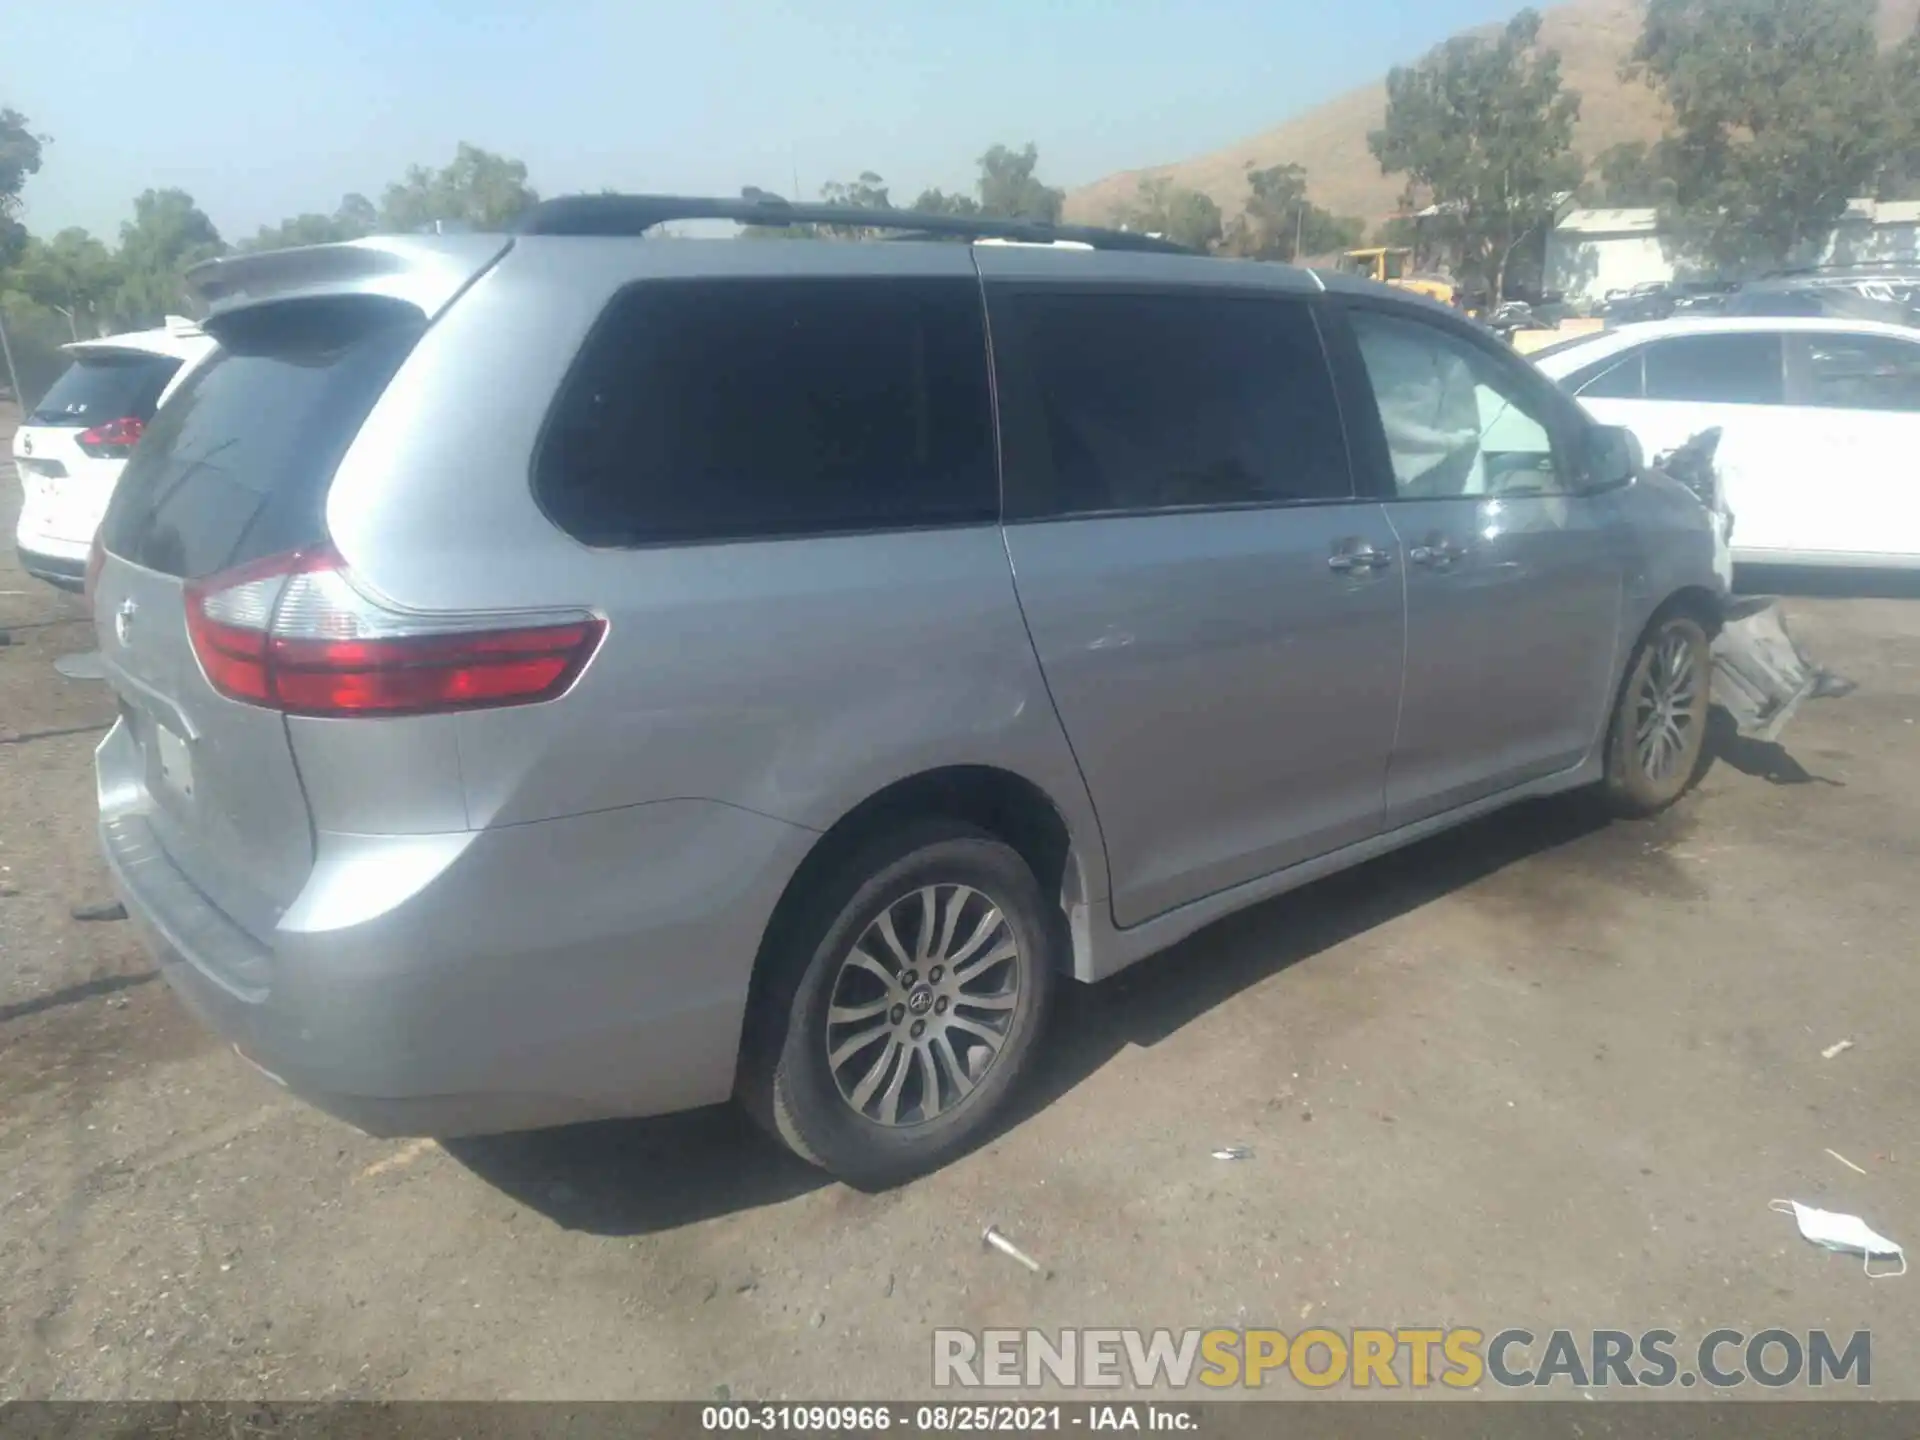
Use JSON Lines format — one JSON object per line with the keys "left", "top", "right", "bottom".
{"left": 1580, "top": 424, "right": 1641, "bottom": 493}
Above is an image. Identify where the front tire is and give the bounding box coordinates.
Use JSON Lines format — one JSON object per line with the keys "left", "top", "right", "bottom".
{"left": 740, "top": 821, "right": 1058, "bottom": 1186}
{"left": 1603, "top": 613, "right": 1711, "bottom": 816}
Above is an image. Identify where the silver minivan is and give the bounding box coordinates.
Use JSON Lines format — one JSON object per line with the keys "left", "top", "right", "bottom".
{"left": 92, "top": 196, "right": 1723, "bottom": 1184}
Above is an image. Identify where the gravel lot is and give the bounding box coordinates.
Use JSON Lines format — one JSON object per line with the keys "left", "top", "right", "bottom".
{"left": 3, "top": 408, "right": 1917, "bottom": 1401}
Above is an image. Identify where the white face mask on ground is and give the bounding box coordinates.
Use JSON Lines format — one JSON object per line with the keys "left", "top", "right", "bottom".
{"left": 1771, "top": 1199, "right": 1906, "bottom": 1279}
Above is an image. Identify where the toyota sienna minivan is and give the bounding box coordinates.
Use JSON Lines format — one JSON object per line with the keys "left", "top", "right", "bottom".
{"left": 92, "top": 195, "right": 1723, "bottom": 1183}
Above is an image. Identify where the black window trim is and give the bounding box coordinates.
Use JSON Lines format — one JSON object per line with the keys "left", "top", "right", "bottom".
{"left": 1324, "top": 294, "right": 1594, "bottom": 504}
{"left": 528, "top": 273, "right": 1005, "bottom": 553}
{"left": 1567, "top": 345, "right": 1647, "bottom": 400}
{"left": 985, "top": 281, "right": 1368, "bottom": 527}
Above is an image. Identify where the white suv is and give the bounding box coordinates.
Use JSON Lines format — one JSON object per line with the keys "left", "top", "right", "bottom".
{"left": 13, "top": 317, "right": 215, "bottom": 590}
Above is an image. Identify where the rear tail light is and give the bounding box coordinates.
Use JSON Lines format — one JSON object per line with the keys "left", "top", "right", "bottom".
{"left": 76, "top": 416, "right": 145, "bottom": 459}
{"left": 183, "top": 547, "right": 605, "bottom": 717}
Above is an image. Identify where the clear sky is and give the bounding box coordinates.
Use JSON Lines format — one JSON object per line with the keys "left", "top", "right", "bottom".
{"left": 8, "top": 0, "right": 1526, "bottom": 243}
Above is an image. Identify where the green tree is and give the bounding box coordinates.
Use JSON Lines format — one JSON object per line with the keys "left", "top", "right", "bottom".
{"left": 380, "top": 143, "right": 537, "bottom": 232}
{"left": 1222, "top": 163, "right": 1364, "bottom": 261}
{"left": 243, "top": 193, "right": 380, "bottom": 252}
{"left": 911, "top": 187, "right": 981, "bottom": 217}
{"left": 1372, "top": 215, "right": 1419, "bottom": 249}
{"left": 976, "top": 143, "right": 1064, "bottom": 222}
{"left": 13, "top": 228, "right": 122, "bottom": 338}
{"left": 337, "top": 192, "right": 379, "bottom": 233}
{"left": 1590, "top": 141, "right": 1675, "bottom": 207}
{"left": 910, "top": 143, "right": 1063, "bottom": 224}
{"left": 0, "top": 107, "right": 47, "bottom": 270}
{"left": 819, "top": 171, "right": 891, "bottom": 212}
{"left": 1120, "top": 177, "right": 1223, "bottom": 251}
{"left": 815, "top": 170, "right": 893, "bottom": 238}
{"left": 1368, "top": 9, "right": 1582, "bottom": 301}
{"left": 1627, "top": 0, "right": 1891, "bottom": 273}
{"left": 1882, "top": 26, "right": 1920, "bottom": 197}
{"left": 114, "top": 188, "right": 224, "bottom": 325}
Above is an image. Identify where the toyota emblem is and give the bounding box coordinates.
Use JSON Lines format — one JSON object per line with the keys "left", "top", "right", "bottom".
{"left": 19, "top": 434, "right": 30, "bottom": 457}
{"left": 114, "top": 598, "right": 137, "bottom": 646}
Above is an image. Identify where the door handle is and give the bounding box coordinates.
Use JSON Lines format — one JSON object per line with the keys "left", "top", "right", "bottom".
{"left": 1328, "top": 544, "right": 1395, "bottom": 573}
{"left": 1409, "top": 537, "right": 1467, "bottom": 569}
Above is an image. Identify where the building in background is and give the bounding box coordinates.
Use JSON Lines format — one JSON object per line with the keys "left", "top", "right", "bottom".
{"left": 1547, "top": 200, "right": 1920, "bottom": 307}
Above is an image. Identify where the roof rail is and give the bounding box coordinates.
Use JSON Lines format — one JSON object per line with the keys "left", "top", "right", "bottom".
{"left": 513, "top": 192, "right": 1195, "bottom": 255}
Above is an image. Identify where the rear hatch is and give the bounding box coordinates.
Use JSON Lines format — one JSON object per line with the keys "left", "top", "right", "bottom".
{"left": 94, "top": 298, "right": 431, "bottom": 938}
{"left": 15, "top": 348, "right": 183, "bottom": 547}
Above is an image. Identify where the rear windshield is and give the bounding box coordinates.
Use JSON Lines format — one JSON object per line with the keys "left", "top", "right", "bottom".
{"left": 100, "top": 299, "right": 423, "bottom": 579}
{"left": 27, "top": 352, "right": 181, "bottom": 427}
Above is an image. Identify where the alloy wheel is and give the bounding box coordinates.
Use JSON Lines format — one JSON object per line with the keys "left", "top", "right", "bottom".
{"left": 1634, "top": 627, "right": 1701, "bottom": 783}
{"left": 823, "top": 884, "right": 1024, "bottom": 1128}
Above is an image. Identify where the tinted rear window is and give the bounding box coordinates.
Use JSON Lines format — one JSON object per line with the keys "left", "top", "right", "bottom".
{"left": 1643, "top": 333, "right": 1784, "bottom": 405}
{"left": 27, "top": 352, "right": 181, "bottom": 427}
{"left": 1796, "top": 332, "right": 1920, "bottom": 412}
{"left": 990, "top": 290, "right": 1352, "bottom": 519}
{"left": 101, "top": 299, "right": 422, "bottom": 579}
{"left": 535, "top": 278, "right": 997, "bottom": 546}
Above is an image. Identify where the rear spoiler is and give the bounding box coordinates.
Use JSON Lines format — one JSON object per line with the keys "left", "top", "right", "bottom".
{"left": 186, "top": 234, "right": 514, "bottom": 325}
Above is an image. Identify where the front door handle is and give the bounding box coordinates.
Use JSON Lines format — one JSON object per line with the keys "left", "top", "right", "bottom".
{"left": 1328, "top": 544, "right": 1395, "bottom": 573}
{"left": 1409, "top": 536, "right": 1467, "bottom": 569}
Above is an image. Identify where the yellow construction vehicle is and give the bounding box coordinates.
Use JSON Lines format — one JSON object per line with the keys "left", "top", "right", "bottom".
{"left": 1341, "top": 247, "right": 1458, "bottom": 307}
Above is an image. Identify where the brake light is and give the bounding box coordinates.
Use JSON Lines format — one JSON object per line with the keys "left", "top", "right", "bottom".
{"left": 183, "top": 547, "right": 605, "bottom": 717}
{"left": 76, "top": 415, "right": 145, "bottom": 459}
{"left": 84, "top": 533, "right": 105, "bottom": 606}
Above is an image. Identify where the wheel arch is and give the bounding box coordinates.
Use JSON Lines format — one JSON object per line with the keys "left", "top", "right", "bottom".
{"left": 1649, "top": 583, "right": 1724, "bottom": 639}
{"left": 1608, "top": 584, "right": 1720, "bottom": 728}
{"left": 745, "top": 764, "right": 1092, "bottom": 1012}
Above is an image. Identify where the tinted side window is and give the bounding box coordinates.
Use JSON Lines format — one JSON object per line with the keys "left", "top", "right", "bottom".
{"left": 990, "top": 290, "right": 1352, "bottom": 519}
{"left": 1794, "top": 332, "right": 1920, "bottom": 413}
{"left": 1643, "top": 334, "right": 1784, "bottom": 405}
{"left": 102, "top": 299, "right": 423, "bottom": 579}
{"left": 537, "top": 279, "right": 996, "bottom": 546}
{"left": 1570, "top": 350, "right": 1645, "bottom": 400}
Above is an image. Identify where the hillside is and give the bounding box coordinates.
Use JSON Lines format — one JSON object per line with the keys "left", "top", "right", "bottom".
{"left": 1064, "top": 0, "right": 1920, "bottom": 231}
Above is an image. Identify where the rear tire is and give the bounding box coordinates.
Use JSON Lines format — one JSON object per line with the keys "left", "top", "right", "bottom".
{"left": 1603, "top": 613, "right": 1711, "bottom": 816}
{"left": 740, "top": 820, "right": 1058, "bottom": 1187}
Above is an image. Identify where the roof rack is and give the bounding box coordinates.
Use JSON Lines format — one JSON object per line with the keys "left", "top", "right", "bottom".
{"left": 513, "top": 192, "right": 1194, "bottom": 255}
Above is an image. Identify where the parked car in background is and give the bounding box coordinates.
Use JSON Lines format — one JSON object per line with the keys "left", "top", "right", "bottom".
{"left": 12, "top": 318, "right": 215, "bottom": 591}
{"left": 1717, "top": 280, "right": 1920, "bottom": 326}
{"left": 1536, "top": 316, "right": 1920, "bottom": 570}
{"left": 92, "top": 200, "right": 1722, "bottom": 1185}
{"left": 1597, "top": 281, "right": 1736, "bottom": 326}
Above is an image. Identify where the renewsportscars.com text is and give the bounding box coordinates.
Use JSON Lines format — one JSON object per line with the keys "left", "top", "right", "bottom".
{"left": 932, "top": 1327, "right": 1871, "bottom": 1391}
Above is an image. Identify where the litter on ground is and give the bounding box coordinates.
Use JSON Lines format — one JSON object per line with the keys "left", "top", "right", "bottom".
{"left": 1771, "top": 1199, "right": 1906, "bottom": 1278}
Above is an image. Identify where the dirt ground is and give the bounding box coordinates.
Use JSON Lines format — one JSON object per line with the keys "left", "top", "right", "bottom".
{"left": 3, "top": 409, "right": 1917, "bottom": 1402}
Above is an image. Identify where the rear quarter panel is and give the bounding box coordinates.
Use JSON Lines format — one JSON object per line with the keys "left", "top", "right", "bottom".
{"left": 319, "top": 239, "right": 1110, "bottom": 898}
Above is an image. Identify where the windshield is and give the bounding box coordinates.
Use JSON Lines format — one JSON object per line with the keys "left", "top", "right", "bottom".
{"left": 25, "top": 351, "right": 180, "bottom": 427}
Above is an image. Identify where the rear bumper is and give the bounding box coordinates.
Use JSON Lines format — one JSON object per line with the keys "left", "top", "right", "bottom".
{"left": 98, "top": 722, "right": 816, "bottom": 1136}
{"left": 15, "top": 542, "right": 86, "bottom": 592}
